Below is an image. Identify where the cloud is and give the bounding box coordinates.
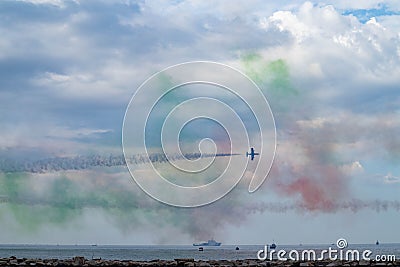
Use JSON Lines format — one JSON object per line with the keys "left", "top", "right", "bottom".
{"left": 16, "top": 0, "right": 67, "bottom": 8}
{"left": 2, "top": 0, "right": 399, "bottom": 183}
{"left": 45, "top": 126, "right": 113, "bottom": 139}
{"left": 340, "top": 161, "right": 364, "bottom": 176}
{"left": 1, "top": 0, "right": 398, "bottom": 174}
{"left": 32, "top": 70, "right": 128, "bottom": 103}
{"left": 383, "top": 173, "right": 400, "bottom": 184}
{"left": 1, "top": 0, "right": 400, "bottom": 243}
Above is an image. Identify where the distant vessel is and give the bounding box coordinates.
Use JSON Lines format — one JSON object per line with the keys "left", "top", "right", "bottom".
{"left": 193, "top": 239, "right": 221, "bottom": 246}
{"left": 376, "top": 240, "right": 379, "bottom": 245}
{"left": 270, "top": 243, "right": 276, "bottom": 249}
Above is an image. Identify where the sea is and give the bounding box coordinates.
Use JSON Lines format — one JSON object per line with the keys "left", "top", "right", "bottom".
{"left": 0, "top": 244, "right": 399, "bottom": 261}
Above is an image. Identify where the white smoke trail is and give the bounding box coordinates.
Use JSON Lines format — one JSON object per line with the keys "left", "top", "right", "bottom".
{"left": 0, "top": 153, "right": 240, "bottom": 173}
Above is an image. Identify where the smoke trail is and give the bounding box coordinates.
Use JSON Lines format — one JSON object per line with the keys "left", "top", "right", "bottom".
{"left": 240, "top": 54, "right": 400, "bottom": 218}
{"left": 255, "top": 199, "right": 400, "bottom": 213}
{"left": 0, "top": 153, "right": 240, "bottom": 173}
{"left": 0, "top": 169, "right": 398, "bottom": 239}
{"left": 241, "top": 55, "right": 353, "bottom": 212}
{"left": 181, "top": 198, "right": 400, "bottom": 239}
{"left": 1, "top": 55, "right": 398, "bottom": 241}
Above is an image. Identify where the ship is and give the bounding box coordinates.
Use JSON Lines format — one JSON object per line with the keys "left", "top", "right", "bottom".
{"left": 193, "top": 239, "right": 221, "bottom": 246}
{"left": 269, "top": 240, "right": 277, "bottom": 249}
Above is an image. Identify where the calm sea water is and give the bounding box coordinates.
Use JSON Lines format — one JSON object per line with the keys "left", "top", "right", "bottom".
{"left": 0, "top": 244, "right": 398, "bottom": 261}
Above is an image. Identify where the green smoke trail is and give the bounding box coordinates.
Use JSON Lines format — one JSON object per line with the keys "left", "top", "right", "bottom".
{"left": 0, "top": 173, "right": 80, "bottom": 231}
{"left": 241, "top": 52, "right": 264, "bottom": 84}
{"left": 0, "top": 168, "right": 255, "bottom": 240}
{"left": 267, "top": 59, "right": 298, "bottom": 98}
{"left": 241, "top": 52, "right": 299, "bottom": 113}
{"left": 0, "top": 167, "right": 217, "bottom": 237}
{"left": 0, "top": 172, "right": 69, "bottom": 231}
{"left": 0, "top": 171, "right": 144, "bottom": 232}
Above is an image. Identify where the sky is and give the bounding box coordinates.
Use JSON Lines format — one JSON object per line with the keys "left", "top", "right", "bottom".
{"left": 0, "top": 0, "right": 399, "bottom": 245}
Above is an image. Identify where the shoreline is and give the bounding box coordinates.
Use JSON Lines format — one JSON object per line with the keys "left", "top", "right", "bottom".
{"left": 0, "top": 257, "right": 399, "bottom": 266}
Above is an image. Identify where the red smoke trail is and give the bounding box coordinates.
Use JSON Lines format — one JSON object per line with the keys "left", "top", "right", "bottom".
{"left": 270, "top": 157, "right": 348, "bottom": 212}
{"left": 281, "top": 176, "right": 333, "bottom": 211}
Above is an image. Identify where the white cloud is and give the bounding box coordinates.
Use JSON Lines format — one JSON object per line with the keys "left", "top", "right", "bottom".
{"left": 46, "top": 126, "right": 113, "bottom": 139}
{"left": 16, "top": 0, "right": 67, "bottom": 8}
{"left": 297, "top": 117, "right": 332, "bottom": 129}
{"left": 383, "top": 173, "right": 400, "bottom": 184}
{"left": 340, "top": 161, "right": 364, "bottom": 175}
{"left": 32, "top": 68, "right": 132, "bottom": 104}
{"left": 1, "top": 1, "right": 399, "bottom": 160}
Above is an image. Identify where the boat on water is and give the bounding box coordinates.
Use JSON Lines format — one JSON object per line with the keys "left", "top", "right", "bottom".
{"left": 270, "top": 243, "right": 276, "bottom": 249}
{"left": 376, "top": 240, "right": 379, "bottom": 245}
{"left": 193, "top": 239, "right": 221, "bottom": 246}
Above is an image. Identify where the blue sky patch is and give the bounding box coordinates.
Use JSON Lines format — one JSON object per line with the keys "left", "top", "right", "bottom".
{"left": 342, "top": 4, "right": 400, "bottom": 23}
